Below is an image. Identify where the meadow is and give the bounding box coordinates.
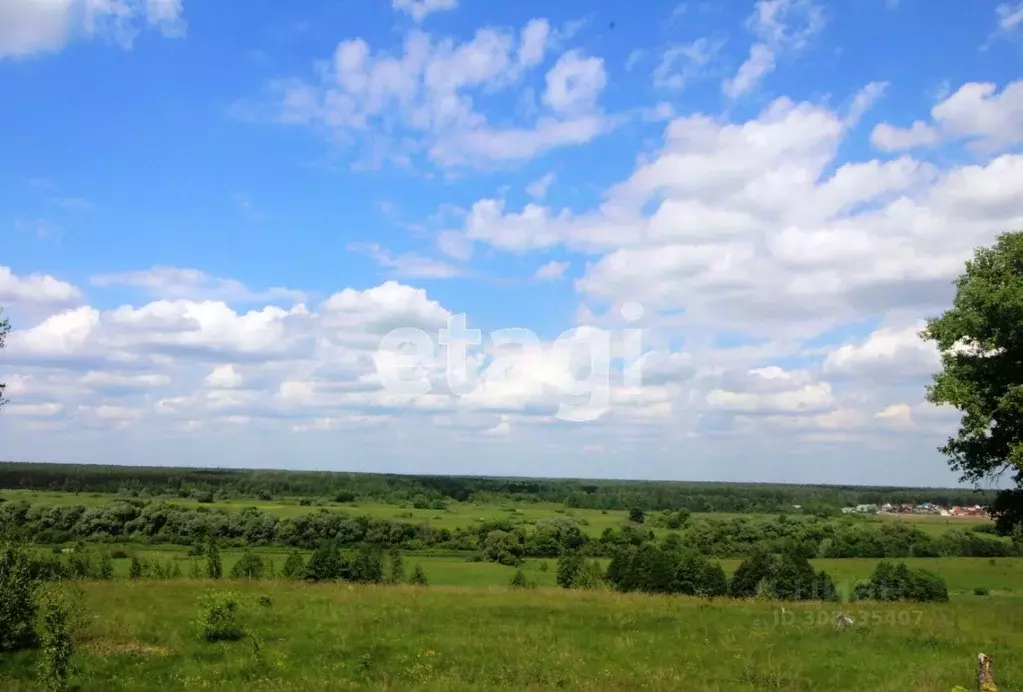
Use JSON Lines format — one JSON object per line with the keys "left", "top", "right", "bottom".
{"left": 2, "top": 471, "right": 1017, "bottom": 690}
{"left": 1, "top": 580, "right": 1021, "bottom": 691}
{"left": 50, "top": 543, "right": 1023, "bottom": 598}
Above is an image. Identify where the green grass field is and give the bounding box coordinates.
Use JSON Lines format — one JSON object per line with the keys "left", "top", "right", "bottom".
{"left": 1, "top": 580, "right": 1021, "bottom": 691}
{"left": 39, "top": 542, "right": 1023, "bottom": 600}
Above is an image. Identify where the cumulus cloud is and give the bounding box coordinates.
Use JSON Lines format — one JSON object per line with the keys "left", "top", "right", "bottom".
{"left": 448, "top": 82, "right": 1023, "bottom": 345}
{"left": 255, "top": 18, "right": 614, "bottom": 169}
{"left": 533, "top": 260, "right": 569, "bottom": 281}
{"left": 871, "top": 80, "right": 1023, "bottom": 153}
{"left": 392, "top": 0, "right": 457, "bottom": 22}
{"left": 0, "top": 0, "right": 186, "bottom": 59}
{"left": 0, "top": 267, "right": 83, "bottom": 305}
{"left": 723, "top": 0, "right": 825, "bottom": 99}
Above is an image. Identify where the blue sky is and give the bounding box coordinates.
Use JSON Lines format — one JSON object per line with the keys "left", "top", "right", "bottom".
{"left": 1, "top": 0, "right": 1022, "bottom": 486}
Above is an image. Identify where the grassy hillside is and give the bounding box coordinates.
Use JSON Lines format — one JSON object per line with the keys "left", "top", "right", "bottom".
{"left": 1, "top": 580, "right": 1021, "bottom": 691}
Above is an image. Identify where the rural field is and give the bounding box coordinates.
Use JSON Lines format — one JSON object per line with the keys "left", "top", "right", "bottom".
{"left": 1, "top": 581, "right": 1021, "bottom": 691}
{"left": 2, "top": 463, "right": 1021, "bottom": 690}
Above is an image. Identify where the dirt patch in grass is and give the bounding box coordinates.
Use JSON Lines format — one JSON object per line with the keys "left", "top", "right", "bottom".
{"left": 84, "top": 640, "right": 173, "bottom": 656}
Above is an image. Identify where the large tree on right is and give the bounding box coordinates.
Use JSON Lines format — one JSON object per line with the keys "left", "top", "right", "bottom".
{"left": 0, "top": 307, "right": 8, "bottom": 410}
{"left": 922, "top": 231, "right": 1023, "bottom": 534}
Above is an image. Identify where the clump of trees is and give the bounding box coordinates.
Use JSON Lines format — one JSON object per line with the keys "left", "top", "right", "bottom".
{"left": 728, "top": 549, "right": 838, "bottom": 601}
{"left": 303, "top": 543, "right": 384, "bottom": 583}
{"left": 602, "top": 544, "right": 730, "bottom": 597}
{"left": 852, "top": 561, "right": 948, "bottom": 603}
{"left": 2, "top": 497, "right": 1017, "bottom": 562}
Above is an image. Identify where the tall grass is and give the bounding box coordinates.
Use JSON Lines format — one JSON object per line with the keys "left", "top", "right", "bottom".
{"left": 0, "top": 580, "right": 1020, "bottom": 690}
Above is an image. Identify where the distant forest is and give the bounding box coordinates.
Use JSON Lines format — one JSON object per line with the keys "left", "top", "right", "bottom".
{"left": 0, "top": 462, "right": 998, "bottom": 513}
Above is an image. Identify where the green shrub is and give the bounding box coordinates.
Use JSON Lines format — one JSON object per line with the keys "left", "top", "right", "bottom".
{"left": 572, "top": 560, "right": 606, "bottom": 590}
{"left": 128, "top": 554, "right": 142, "bottom": 581}
{"left": 730, "top": 551, "right": 778, "bottom": 599}
{"left": 974, "top": 586, "right": 990, "bottom": 596}
{"left": 280, "top": 550, "right": 305, "bottom": 580}
{"left": 304, "top": 542, "right": 344, "bottom": 581}
{"left": 229, "top": 551, "right": 266, "bottom": 580}
{"left": 206, "top": 538, "right": 223, "bottom": 580}
{"left": 556, "top": 553, "right": 583, "bottom": 588}
{"left": 196, "top": 590, "right": 244, "bottom": 642}
{"left": 0, "top": 538, "right": 40, "bottom": 652}
{"left": 37, "top": 589, "right": 76, "bottom": 692}
{"left": 852, "top": 561, "right": 949, "bottom": 603}
{"left": 409, "top": 564, "right": 429, "bottom": 586}
{"left": 510, "top": 569, "right": 529, "bottom": 588}
{"left": 256, "top": 595, "right": 273, "bottom": 608}
{"left": 388, "top": 548, "right": 405, "bottom": 584}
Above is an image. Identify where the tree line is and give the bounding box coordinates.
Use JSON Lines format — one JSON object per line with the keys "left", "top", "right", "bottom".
{"left": 0, "top": 462, "right": 999, "bottom": 514}
{"left": 2, "top": 497, "right": 1018, "bottom": 560}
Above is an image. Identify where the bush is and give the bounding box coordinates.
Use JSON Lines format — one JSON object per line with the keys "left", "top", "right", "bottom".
{"left": 510, "top": 569, "right": 529, "bottom": 588}
{"left": 974, "top": 586, "right": 990, "bottom": 596}
{"left": 128, "top": 554, "right": 142, "bottom": 581}
{"left": 37, "top": 589, "right": 75, "bottom": 692}
{"left": 256, "top": 595, "right": 273, "bottom": 608}
{"left": 280, "top": 550, "right": 305, "bottom": 580}
{"left": 674, "top": 552, "right": 729, "bottom": 597}
{"left": 852, "top": 561, "right": 949, "bottom": 603}
{"left": 0, "top": 538, "right": 40, "bottom": 652}
{"left": 628, "top": 508, "right": 645, "bottom": 524}
{"left": 206, "top": 538, "right": 223, "bottom": 580}
{"left": 230, "top": 551, "right": 266, "bottom": 580}
{"left": 409, "top": 564, "right": 429, "bottom": 586}
{"left": 196, "top": 590, "right": 244, "bottom": 642}
{"left": 304, "top": 542, "right": 344, "bottom": 582}
{"left": 729, "top": 551, "right": 777, "bottom": 599}
{"left": 556, "top": 553, "right": 583, "bottom": 588}
{"left": 572, "top": 559, "right": 606, "bottom": 590}
{"left": 388, "top": 548, "right": 405, "bottom": 584}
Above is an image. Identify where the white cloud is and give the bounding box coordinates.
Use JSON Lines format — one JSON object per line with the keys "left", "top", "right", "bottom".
{"left": 871, "top": 120, "right": 938, "bottom": 151}
{"left": 533, "top": 260, "right": 568, "bottom": 281}
{"left": 5, "top": 402, "right": 64, "bottom": 417}
{"left": 260, "top": 18, "right": 615, "bottom": 169}
{"left": 349, "top": 243, "right": 467, "bottom": 279}
{"left": 0, "top": 0, "right": 186, "bottom": 59}
{"left": 996, "top": 2, "right": 1023, "bottom": 32}
{"left": 452, "top": 83, "right": 1023, "bottom": 346}
{"left": 872, "top": 80, "right": 1023, "bottom": 153}
{"left": 653, "top": 39, "right": 722, "bottom": 91}
{"left": 824, "top": 323, "right": 939, "bottom": 382}
{"left": 723, "top": 0, "right": 825, "bottom": 99}
{"left": 542, "top": 50, "right": 606, "bottom": 115}
{"left": 526, "top": 172, "right": 556, "bottom": 200}
{"left": 205, "top": 365, "right": 243, "bottom": 389}
{"left": 0, "top": 267, "right": 83, "bottom": 305}
{"left": 392, "top": 0, "right": 457, "bottom": 22}
{"left": 91, "top": 267, "right": 307, "bottom": 303}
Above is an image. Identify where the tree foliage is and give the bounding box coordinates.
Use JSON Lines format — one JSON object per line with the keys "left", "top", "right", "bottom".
{"left": 852, "top": 561, "right": 949, "bottom": 603}
{"left": 0, "top": 536, "right": 40, "bottom": 652}
{"left": 923, "top": 231, "right": 1023, "bottom": 532}
{"left": 0, "top": 307, "right": 8, "bottom": 410}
